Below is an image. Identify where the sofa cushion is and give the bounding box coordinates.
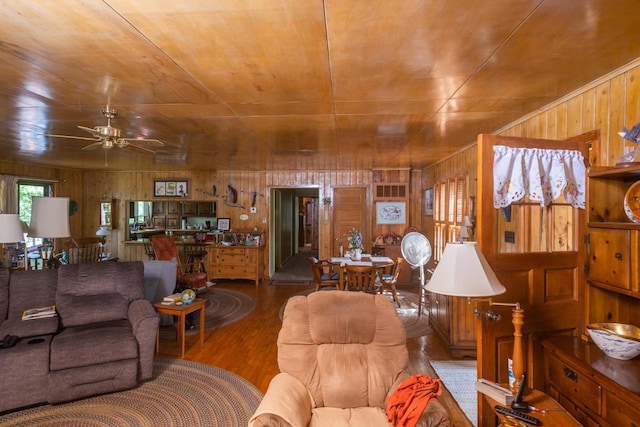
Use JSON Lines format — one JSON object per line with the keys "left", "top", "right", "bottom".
{"left": 0, "top": 334, "right": 51, "bottom": 412}
{"left": 50, "top": 319, "right": 138, "bottom": 371}
{"left": 7, "top": 268, "right": 57, "bottom": 319}
{"left": 56, "top": 262, "right": 144, "bottom": 327}
{"left": 310, "top": 407, "right": 390, "bottom": 426}
{"left": 59, "top": 293, "right": 128, "bottom": 327}
{"left": 0, "top": 316, "right": 58, "bottom": 338}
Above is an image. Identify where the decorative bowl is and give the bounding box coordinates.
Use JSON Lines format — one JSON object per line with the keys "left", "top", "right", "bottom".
{"left": 586, "top": 323, "right": 640, "bottom": 360}
{"left": 181, "top": 289, "right": 196, "bottom": 305}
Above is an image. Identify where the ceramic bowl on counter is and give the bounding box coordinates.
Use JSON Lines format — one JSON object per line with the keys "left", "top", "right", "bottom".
{"left": 586, "top": 322, "right": 640, "bottom": 360}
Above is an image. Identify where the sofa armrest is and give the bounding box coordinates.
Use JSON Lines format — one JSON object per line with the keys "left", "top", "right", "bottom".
{"left": 249, "top": 373, "right": 314, "bottom": 427}
{"left": 128, "top": 299, "right": 159, "bottom": 381}
{"left": 387, "top": 373, "right": 451, "bottom": 427}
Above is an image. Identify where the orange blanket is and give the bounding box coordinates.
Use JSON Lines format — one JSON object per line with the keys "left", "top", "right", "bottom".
{"left": 387, "top": 374, "right": 443, "bottom": 427}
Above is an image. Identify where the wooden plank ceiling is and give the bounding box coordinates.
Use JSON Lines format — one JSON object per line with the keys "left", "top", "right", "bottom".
{"left": 0, "top": 0, "right": 639, "bottom": 172}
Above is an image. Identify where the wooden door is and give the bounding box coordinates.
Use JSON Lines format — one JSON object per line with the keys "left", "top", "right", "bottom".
{"left": 333, "top": 187, "right": 369, "bottom": 255}
{"left": 475, "top": 132, "right": 596, "bottom": 426}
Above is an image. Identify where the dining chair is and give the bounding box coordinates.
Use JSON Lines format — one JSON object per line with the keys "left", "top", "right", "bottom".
{"left": 380, "top": 257, "right": 403, "bottom": 307}
{"left": 151, "top": 234, "right": 208, "bottom": 293}
{"left": 308, "top": 257, "right": 340, "bottom": 291}
{"left": 343, "top": 264, "right": 379, "bottom": 293}
{"left": 63, "top": 237, "right": 105, "bottom": 264}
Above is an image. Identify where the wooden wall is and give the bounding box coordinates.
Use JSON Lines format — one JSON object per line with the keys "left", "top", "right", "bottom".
{"left": 0, "top": 161, "right": 85, "bottom": 240}
{"left": 84, "top": 168, "right": 423, "bottom": 277}
{"left": 423, "top": 58, "right": 640, "bottom": 236}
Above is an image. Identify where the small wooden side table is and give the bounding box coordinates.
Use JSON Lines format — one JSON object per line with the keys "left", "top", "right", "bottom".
{"left": 485, "top": 387, "right": 581, "bottom": 426}
{"left": 153, "top": 298, "right": 206, "bottom": 357}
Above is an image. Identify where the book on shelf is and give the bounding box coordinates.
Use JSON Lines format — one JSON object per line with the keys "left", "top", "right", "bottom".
{"left": 474, "top": 379, "right": 514, "bottom": 405}
{"left": 22, "top": 305, "right": 57, "bottom": 321}
{"left": 163, "top": 293, "right": 182, "bottom": 303}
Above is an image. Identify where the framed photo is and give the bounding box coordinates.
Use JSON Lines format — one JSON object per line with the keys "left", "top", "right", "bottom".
{"left": 376, "top": 202, "right": 406, "bottom": 224}
{"left": 424, "top": 188, "right": 434, "bottom": 216}
{"left": 217, "top": 218, "right": 231, "bottom": 231}
{"left": 154, "top": 180, "right": 189, "bottom": 198}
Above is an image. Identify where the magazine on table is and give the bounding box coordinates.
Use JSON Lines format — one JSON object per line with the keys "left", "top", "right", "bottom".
{"left": 22, "top": 305, "right": 57, "bottom": 320}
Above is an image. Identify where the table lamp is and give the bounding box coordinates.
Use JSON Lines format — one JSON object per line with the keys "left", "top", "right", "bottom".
{"left": 96, "top": 225, "right": 111, "bottom": 257}
{"left": 28, "top": 197, "right": 71, "bottom": 268}
{"left": 426, "top": 241, "right": 525, "bottom": 392}
{"left": 0, "top": 214, "right": 26, "bottom": 268}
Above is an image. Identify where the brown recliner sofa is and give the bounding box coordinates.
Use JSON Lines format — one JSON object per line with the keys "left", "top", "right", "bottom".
{"left": 0, "top": 261, "right": 159, "bottom": 413}
{"left": 249, "top": 291, "right": 451, "bottom": 426}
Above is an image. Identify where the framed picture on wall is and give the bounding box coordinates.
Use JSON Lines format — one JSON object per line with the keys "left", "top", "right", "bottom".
{"left": 217, "top": 218, "right": 231, "bottom": 231}
{"left": 424, "top": 188, "right": 434, "bottom": 216}
{"left": 376, "top": 202, "right": 406, "bottom": 224}
{"left": 154, "top": 180, "right": 189, "bottom": 198}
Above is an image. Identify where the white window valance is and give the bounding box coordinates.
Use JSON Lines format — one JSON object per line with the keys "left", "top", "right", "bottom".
{"left": 493, "top": 145, "right": 586, "bottom": 209}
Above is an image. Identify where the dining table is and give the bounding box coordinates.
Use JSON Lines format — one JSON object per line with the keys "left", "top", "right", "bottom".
{"left": 329, "top": 255, "right": 394, "bottom": 290}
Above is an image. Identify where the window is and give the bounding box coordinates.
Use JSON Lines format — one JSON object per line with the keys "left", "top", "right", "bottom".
{"left": 433, "top": 175, "right": 468, "bottom": 260}
{"left": 18, "top": 181, "right": 53, "bottom": 248}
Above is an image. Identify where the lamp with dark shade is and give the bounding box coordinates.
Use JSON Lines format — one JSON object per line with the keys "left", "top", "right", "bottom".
{"left": 426, "top": 241, "right": 525, "bottom": 393}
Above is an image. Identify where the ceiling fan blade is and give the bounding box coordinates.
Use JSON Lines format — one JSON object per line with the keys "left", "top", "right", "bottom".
{"left": 81, "top": 141, "right": 104, "bottom": 151}
{"left": 119, "top": 137, "right": 164, "bottom": 146}
{"left": 45, "top": 133, "right": 100, "bottom": 141}
{"left": 78, "top": 125, "right": 100, "bottom": 137}
{"left": 123, "top": 143, "right": 156, "bottom": 154}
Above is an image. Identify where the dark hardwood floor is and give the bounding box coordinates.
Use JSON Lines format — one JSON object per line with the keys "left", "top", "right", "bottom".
{"left": 157, "top": 280, "right": 474, "bottom": 427}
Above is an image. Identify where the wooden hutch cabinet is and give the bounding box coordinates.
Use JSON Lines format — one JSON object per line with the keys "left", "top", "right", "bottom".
{"left": 207, "top": 231, "right": 265, "bottom": 287}
{"left": 540, "top": 165, "right": 640, "bottom": 425}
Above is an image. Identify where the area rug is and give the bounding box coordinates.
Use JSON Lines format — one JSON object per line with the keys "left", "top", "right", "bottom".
{"left": 0, "top": 358, "right": 263, "bottom": 427}
{"left": 160, "top": 288, "right": 257, "bottom": 339}
{"left": 429, "top": 359, "right": 477, "bottom": 426}
{"left": 280, "top": 289, "right": 433, "bottom": 339}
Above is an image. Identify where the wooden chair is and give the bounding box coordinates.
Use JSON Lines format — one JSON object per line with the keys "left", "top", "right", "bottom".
{"left": 308, "top": 257, "right": 340, "bottom": 291}
{"left": 343, "top": 264, "right": 379, "bottom": 293}
{"left": 151, "top": 235, "right": 208, "bottom": 293}
{"left": 182, "top": 242, "right": 208, "bottom": 273}
{"left": 380, "top": 257, "right": 403, "bottom": 307}
{"left": 63, "top": 237, "right": 105, "bottom": 264}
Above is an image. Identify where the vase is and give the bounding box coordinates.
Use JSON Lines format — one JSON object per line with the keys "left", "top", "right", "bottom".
{"left": 352, "top": 249, "right": 362, "bottom": 260}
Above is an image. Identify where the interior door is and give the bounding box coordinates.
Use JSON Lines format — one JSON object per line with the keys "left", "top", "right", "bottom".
{"left": 475, "top": 132, "right": 597, "bottom": 426}
{"left": 332, "top": 187, "right": 369, "bottom": 255}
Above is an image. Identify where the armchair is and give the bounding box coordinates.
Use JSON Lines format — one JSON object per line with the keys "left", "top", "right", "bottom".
{"left": 249, "top": 291, "right": 450, "bottom": 427}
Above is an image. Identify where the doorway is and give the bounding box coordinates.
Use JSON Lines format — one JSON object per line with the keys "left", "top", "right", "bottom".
{"left": 269, "top": 187, "right": 319, "bottom": 279}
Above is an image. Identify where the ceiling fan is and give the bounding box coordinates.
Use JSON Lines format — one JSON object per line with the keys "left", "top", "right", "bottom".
{"left": 45, "top": 105, "right": 164, "bottom": 154}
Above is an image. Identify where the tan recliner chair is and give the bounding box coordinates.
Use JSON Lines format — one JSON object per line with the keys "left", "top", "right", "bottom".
{"left": 249, "top": 291, "right": 451, "bottom": 427}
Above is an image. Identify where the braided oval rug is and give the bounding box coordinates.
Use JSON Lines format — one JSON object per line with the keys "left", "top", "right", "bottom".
{"left": 0, "top": 359, "right": 263, "bottom": 427}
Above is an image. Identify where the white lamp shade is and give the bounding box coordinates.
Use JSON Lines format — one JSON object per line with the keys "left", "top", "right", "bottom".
{"left": 96, "top": 226, "right": 111, "bottom": 237}
{"left": 461, "top": 215, "right": 473, "bottom": 227}
{"left": 426, "top": 241, "right": 506, "bottom": 297}
{"left": 28, "top": 197, "right": 71, "bottom": 238}
{"left": 0, "top": 214, "right": 26, "bottom": 243}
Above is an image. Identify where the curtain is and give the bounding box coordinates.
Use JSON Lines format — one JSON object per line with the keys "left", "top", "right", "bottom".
{"left": 0, "top": 174, "right": 20, "bottom": 214}
{"left": 493, "top": 145, "right": 586, "bottom": 209}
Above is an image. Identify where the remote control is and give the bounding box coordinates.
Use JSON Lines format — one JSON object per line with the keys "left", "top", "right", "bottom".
{"left": 494, "top": 405, "right": 541, "bottom": 426}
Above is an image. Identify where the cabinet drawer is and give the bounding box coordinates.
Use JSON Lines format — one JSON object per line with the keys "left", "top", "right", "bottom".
{"left": 548, "top": 354, "right": 602, "bottom": 415}
{"left": 212, "top": 266, "right": 255, "bottom": 277}
{"left": 605, "top": 391, "right": 640, "bottom": 427}
{"left": 588, "top": 228, "right": 632, "bottom": 290}
{"left": 218, "top": 247, "right": 246, "bottom": 256}
{"left": 218, "top": 254, "right": 247, "bottom": 265}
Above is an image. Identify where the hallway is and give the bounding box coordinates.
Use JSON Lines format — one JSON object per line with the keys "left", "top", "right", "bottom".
{"left": 269, "top": 248, "right": 317, "bottom": 283}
